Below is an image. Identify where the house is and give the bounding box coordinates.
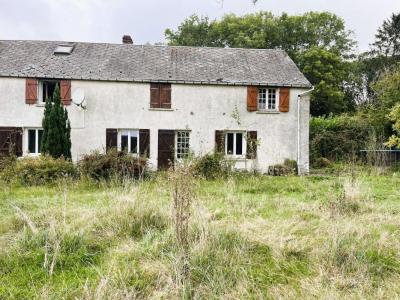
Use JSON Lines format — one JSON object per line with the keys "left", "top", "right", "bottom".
{"left": 0, "top": 37, "right": 312, "bottom": 174}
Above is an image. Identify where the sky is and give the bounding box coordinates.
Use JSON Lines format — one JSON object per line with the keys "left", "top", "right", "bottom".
{"left": 0, "top": 0, "right": 399, "bottom": 52}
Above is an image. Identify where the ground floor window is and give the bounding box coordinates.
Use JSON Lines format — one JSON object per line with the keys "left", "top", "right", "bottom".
{"left": 226, "top": 132, "right": 245, "bottom": 156}
{"left": 27, "top": 129, "right": 43, "bottom": 155}
{"left": 176, "top": 131, "right": 190, "bottom": 159}
{"left": 118, "top": 129, "right": 139, "bottom": 154}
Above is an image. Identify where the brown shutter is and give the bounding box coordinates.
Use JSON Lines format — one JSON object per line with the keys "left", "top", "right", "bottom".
{"left": 106, "top": 128, "right": 118, "bottom": 152}
{"left": 160, "top": 83, "right": 171, "bottom": 108}
{"left": 25, "top": 79, "right": 38, "bottom": 104}
{"left": 139, "top": 129, "right": 150, "bottom": 158}
{"left": 215, "top": 130, "right": 225, "bottom": 153}
{"left": 247, "top": 86, "right": 258, "bottom": 112}
{"left": 150, "top": 83, "right": 160, "bottom": 108}
{"left": 60, "top": 80, "right": 72, "bottom": 105}
{"left": 279, "top": 88, "right": 290, "bottom": 112}
{"left": 246, "top": 131, "right": 257, "bottom": 159}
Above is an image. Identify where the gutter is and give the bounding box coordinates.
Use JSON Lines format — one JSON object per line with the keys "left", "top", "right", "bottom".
{"left": 297, "top": 87, "right": 314, "bottom": 175}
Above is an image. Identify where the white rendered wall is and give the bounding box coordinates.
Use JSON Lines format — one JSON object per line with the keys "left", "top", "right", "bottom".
{"left": 0, "top": 77, "right": 310, "bottom": 173}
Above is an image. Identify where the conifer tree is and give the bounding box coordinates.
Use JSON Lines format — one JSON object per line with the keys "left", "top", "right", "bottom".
{"left": 40, "top": 84, "right": 72, "bottom": 159}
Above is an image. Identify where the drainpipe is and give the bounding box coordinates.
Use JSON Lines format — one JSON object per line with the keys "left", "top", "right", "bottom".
{"left": 297, "top": 87, "right": 314, "bottom": 175}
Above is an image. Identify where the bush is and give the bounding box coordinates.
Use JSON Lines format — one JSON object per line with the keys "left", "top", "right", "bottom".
{"left": 0, "top": 154, "right": 17, "bottom": 172}
{"left": 310, "top": 114, "right": 374, "bottom": 163}
{"left": 283, "top": 159, "right": 298, "bottom": 174}
{"left": 193, "top": 152, "right": 233, "bottom": 180}
{"left": 78, "top": 149, "right": 147, "bottom": 181}
{"left": 0, "top": 156, "right": 76, "bottom": 185}
{"left": 312, "top": 157, "right": 332, "bottom": 169}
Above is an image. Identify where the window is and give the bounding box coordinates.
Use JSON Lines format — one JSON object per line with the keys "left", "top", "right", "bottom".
{"left": 176, "top": 131, "right": 190, "bottom": 159}
{"left": 54, "top": 44, "right": 74, "bottom": 55}
{"left": 225, "top": 132, "right": 245, "bottom": 156}
{"left": 258, "top": 88, "right": 278, "bottom": 111}
{"left": 39, "top": 80, "right": 60, "bottom": 103}
{"left": 27, "top": 129, "right": 43, "bottom": 155}
{"left": 118, "top": 130, "right": 139, "bottom": 154}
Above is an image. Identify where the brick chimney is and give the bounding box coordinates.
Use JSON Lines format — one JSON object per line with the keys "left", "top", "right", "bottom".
{"left": 122, "top": 35, "right": 133, "bottom": 44}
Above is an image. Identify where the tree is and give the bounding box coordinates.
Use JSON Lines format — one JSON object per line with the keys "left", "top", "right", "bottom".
{"left": 41, "top": 85, "right": 72, "bottom": 159}
{"left": 165, "top": 11, "right": 356, "bottom": 116}
{"left": 372, "top": 12, "right": 400, "bottom": 57}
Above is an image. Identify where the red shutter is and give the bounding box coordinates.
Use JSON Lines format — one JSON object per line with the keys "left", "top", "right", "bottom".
{"left": 150, "top": 83, "right": 160, "bottom": 108}
{"left": 246, "top": 131, "right": 257, "bottom": 159}
{"left": 215, "top": 130, "right": 225, "bottom": 153}
{"left": 106, "top": 128, "right": 118, "bottom": 152}
{"left": 247, "top": 86, "right": 258, "bottom": 112}
{"left": 160, "top": 84, "right": 171, "bottom": 108}
{"left": 60, "top": 80, "right": 72, "bottom": 105}
{"left": 139, "top": 129, "right": 150, "bottom": 158}
{"left": 279, "top": 88, "right": 290, "bottom": 112}
{"left": 25, "top": 79, "right": 38, "bottom": 105}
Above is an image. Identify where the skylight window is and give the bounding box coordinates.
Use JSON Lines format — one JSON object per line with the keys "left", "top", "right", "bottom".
{"left": 54, "top": 44, "right": 74, "bottom": 55}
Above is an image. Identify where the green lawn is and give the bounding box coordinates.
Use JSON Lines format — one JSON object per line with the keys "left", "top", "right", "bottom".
{"left": 1, "top": 171, "right": 400, "bottom": 299}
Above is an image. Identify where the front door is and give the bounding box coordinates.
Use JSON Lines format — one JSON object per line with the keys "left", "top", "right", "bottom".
{"left": 158, "top": 130, "right": 175, "bottom": 170}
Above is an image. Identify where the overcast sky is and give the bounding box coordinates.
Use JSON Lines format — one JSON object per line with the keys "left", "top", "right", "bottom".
{"left": 0, "top": 0, "right": 399, "bottom": 52}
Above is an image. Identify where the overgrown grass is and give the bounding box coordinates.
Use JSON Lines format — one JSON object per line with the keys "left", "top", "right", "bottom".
{"left": 1, "top": 169, "right": 400, "bottom": 299}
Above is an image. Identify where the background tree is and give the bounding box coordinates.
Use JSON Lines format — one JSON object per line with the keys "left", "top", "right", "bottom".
{"left": 41, "top": 85, "right": 72, "bottom": 159}
{"left": 165, "top": 11, "right": 356, "bottom": 116}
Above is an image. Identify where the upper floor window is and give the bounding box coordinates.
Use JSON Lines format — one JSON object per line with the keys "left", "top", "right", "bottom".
{"left": 176, "top": 131, "right": 190, "bottom": 159}
{"left": 118, "top": 129, "right": 139, "bottom": 154}
{"left": 39, "top": 80, "right": 60, "bottom": 103}
{"left": 150, "top": 83, "right": 171, "bottom": 109}
{"left": 27, "top": 128, "right": 43, "bottom": 155}
{"left": 226, "top": 132, "right": 245, "bottom": 157}
{"left": 258, "top": 88, "right": 277, "bottom": 111}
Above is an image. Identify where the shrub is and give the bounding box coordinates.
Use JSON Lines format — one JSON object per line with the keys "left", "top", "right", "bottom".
{"left": 78, "top": 149, "right": 147, "bottom": 181}
{"left": 310, "top": 114, "right": 374, "bottom": 163}
{"left": 267, "top": 164, "right": 293, "bottom": 176}
{"left": 0, "top": 155, "right": 76, "bottom": 185}
{"left": 193, "top": 152, "right": 233, "bottom": 180}
{"left": 312, "top": 157, "right": 332, "bottom": 169}
{"left": 0, "top": 154, "right": 17, "bottom": 172}
{"left": 283, "top": 159, "right": 298, "bottom": 174}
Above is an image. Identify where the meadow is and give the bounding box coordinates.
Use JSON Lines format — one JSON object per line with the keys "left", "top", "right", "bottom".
{"left": 1, "top": 167, "right": 400, "bottom": 299}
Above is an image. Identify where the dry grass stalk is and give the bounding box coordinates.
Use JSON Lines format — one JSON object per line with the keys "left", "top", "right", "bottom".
{"left": 168, "top": 160, "right": 196, "bottom": 284}
{"left": 12, "top": 205, "right": 38, "bottom": 234}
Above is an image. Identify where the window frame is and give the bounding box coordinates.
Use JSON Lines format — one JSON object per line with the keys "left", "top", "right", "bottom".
{"left": 38, "top": 79, "right": 60, "bottom": 104}
{"left": 225, "top": 131, "right": 246, "bottom": 158}
{"left": 26, "top": 128, "right": 43, "bottom": 156}
{"left": 117, "top": 129, "right": 140, "bottom": 155}
{"left": 175, "top": 130, "right": 190, "bottom": 160}
{"left": 258, "top": 87, "right": 279, "bottom": 111}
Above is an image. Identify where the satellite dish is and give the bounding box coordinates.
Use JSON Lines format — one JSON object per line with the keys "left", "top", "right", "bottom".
{"left": 72, "top": 88, "right": 86, "bottom": 107}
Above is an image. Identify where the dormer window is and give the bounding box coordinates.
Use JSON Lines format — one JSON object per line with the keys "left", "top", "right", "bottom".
{"left": 54, "top": 44, "right": 74, "bottom": 55}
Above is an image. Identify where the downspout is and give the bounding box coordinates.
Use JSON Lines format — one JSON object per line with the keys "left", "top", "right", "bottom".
{"left": 297, "top": 87, "right": 314, "bottom": 175}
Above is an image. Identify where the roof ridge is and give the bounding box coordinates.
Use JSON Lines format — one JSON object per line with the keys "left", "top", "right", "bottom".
{"left": 0, "top": 39, "right": 285, "bottom": 52}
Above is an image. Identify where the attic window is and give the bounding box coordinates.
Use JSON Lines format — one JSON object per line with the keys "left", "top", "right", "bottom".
{"left": 54, "top": 44, "right": 74, "bottom": 55}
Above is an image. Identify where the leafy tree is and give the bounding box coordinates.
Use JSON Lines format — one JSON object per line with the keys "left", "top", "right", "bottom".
{"left": 371, "top": 12, "right": 400, "bottom": 57}
{"left": 41, "top": 85, "right": 72, "bottom": 159}
{"left": 165, "top": 11, "right": 356, "bottom": 116}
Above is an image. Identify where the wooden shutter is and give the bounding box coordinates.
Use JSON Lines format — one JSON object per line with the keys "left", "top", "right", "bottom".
{"left": 247, "top": 86, "right": 258, "bottom": 112}
{"left": 215, "top": 130, "right": 225, "bottom": 153}
{"left": 160, "top": 84, "right": 171, "bottom": 108}
{"left": 158, "top": 130, "right": 175, "bottom": 170}
{"left": 246, "top": 131, "right": 257, "bottom": 159}
{"left": 25, "top": 79, "right": 38, "bottom": 104}
{"left": 60, "top": 80, "right": 72, "bottom": 105}
{"left": 139, "top": 129, "right": 150, "bottom": 158}
{"left": 279, "top": 88, "right": 290, "bottom": 112}
{"left": 106, "top": 128, "right": 118, "bottom": 152}
{"left": 150, "top": 83, "right": 161, "bottom": 108}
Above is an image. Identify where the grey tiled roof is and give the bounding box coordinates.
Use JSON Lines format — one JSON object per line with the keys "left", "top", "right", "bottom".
{"left": 0, "top": 40, "right": 312, "bottom": 87}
